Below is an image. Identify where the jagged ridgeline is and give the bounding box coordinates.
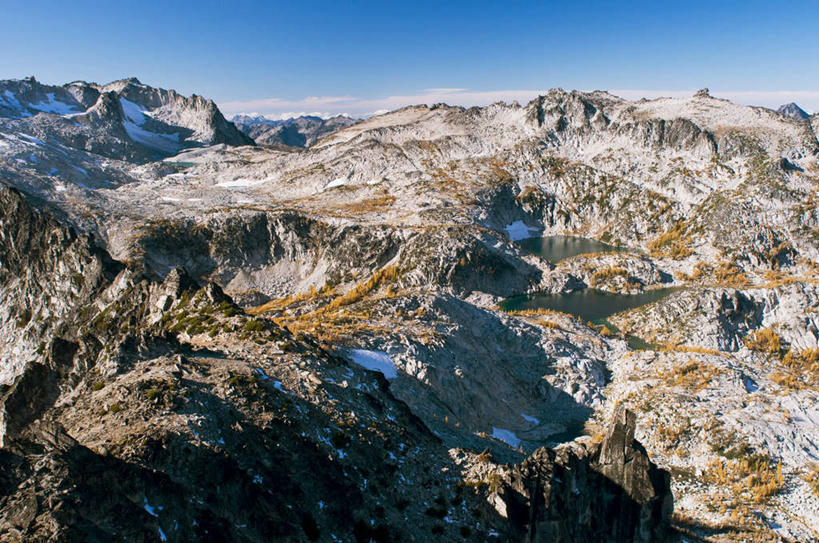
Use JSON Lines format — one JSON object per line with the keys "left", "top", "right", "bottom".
{"left": 0, "top": 77, "right": 818, "bottom": 540}
{"left": 0, "top": 76, "right": 252, "bottom": 162}
{"left": 232, "top": 114, "right": 359, "bottom": 148}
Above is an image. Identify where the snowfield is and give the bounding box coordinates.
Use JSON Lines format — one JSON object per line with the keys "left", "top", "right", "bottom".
{"left": 348, "top": 349, "right": 398, "bottom": 379}
{"left": 504, "top": 221, "right": 540, "bottom": 241}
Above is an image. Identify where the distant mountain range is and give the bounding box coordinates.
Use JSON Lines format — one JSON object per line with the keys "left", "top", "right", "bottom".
{"left": 232, "top": 114, "right": 358, "bottom": 148}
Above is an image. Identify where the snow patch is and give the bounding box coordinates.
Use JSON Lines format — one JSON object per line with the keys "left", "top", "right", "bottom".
{"left": 491, "top": 427, "right": 521, "bottom": 448}
{"left": 17, "top": 133, "right": 43, "bottom": 145}
{"left": 31, "top": 93, "right": 79, "bottom": 115}
{"left": 120, "top": 98, "right": 148, "bottom": 125}
{"left": 123, "top": 120, "right": 180, "bottom": 153}
{"left": 520, "top": 413, "right": 540, "bottom": 425}
{"left": 504, "top": 220, "right": 540, "bottom": 241}
{"left": 143, "top": 497, "right": 159, "bottom": 517}
{"left": 2, "top": 90, "right": 21, "bottom": 110}
{"left": 215, "top": 178, "right": 267, "bottom": 188}
{"left": 119, "top": 98, "right": 181, "bottom": 151}
{"left": 324, "top": 178, "right": 347, "bottom": 190}
{"left": 349, "top": 349, "right": 398, "bottom": 379}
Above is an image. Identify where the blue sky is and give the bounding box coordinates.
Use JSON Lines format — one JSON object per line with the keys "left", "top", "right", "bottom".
{"left": 2, "top": 0, "right": 818, "bottom": 117}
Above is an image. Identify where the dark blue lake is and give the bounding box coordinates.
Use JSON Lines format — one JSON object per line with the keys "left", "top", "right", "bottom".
{"left": 515, "top": 236, "right": 630, "bottom": 262}
{"left": 499, "top": 288, "right": 677, "bottom": 324}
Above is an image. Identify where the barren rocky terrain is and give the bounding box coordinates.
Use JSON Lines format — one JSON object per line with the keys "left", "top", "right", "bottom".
{"left": 1, "top": 76, "right": 818, "bottom": 541}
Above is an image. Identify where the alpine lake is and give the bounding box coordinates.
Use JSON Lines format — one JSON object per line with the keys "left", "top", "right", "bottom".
{"left": 501, "top": 236, "right": 677, "bottom": 345}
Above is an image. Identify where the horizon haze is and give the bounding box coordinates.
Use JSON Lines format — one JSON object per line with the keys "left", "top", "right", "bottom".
{"left": 2, "top": 0, "right": 818, "bottom": 117}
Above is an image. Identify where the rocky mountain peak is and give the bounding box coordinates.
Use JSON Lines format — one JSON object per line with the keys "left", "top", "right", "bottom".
{"left": 0, "top": 76, "right": 252, "bottom": 159}
{"left": 84, "top": 91, "right": 124, "bottom": 122}
{"left": 777, "top": 102, "right": 810, "bottom": 121}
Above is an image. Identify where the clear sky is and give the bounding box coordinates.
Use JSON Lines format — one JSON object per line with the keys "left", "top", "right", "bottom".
{"left": 2, "top": 0, "right": 818, "bottom": 118}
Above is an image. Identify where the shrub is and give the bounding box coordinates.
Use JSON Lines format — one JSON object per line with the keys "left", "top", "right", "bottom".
{"left": 659, "top": 358, "right": 721, "bottom": 390}
{"left": 371, "top": 524, "right": 391, "bottom": 543}
{"left": 301, "top": 513, "right": 320, "bottom": 541}
{"left": 661, "top": 344, "right": 724, "bottom": 356}
{"left": 648, "top": 223, "right": 692, "bottom": 259}
{"left": 353, "top": 520, "right": 371, "bottom": 543}
{"left": 744, "top": 328, "right": 781, "bottom": 355}
{"left": 590, "top": 266, "right": 630, "bottom": 287}
{"left": 424, "top": 506, "right": 447, "bottom": 519}
{"left": 784, "top": 348, "right": 819, "bottom": 374}
{"left": 330, "top": 431, "right": 351, "bottom": 449}
{"left": 770, "top": 370, "right": 800, "bottom": 389}
{"left": 714, "top": 261, "right": 749, "bottom": 287}
{"left": 327, "top": 266, "right": 401, "bottom": 309}
{"left": 599, "top": 324, "right": 615, "bottom": 337}
{"left": 280, "top": 341, "right": 298, "bottom": 353}
{"left": 243, "top": 319, "right": 267, "bottom": 333}
{"left": 705, "top": 453, "right": 784, "bottom": 505}
{"left": 774, "top": 348, "right": 819, "bottom": 389}
{"left": 807, "top": 465, "right": 819, "bottom": 497}
{"left": 486, "top": 473, "right": 503, "bottom": 494}
{"left": 16, "top": 308, "right": 32, "bottom": 327}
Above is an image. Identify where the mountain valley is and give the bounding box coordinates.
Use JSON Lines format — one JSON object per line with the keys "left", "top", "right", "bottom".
{"left": 0, "top": 76, "right": 818, "bottom": 541}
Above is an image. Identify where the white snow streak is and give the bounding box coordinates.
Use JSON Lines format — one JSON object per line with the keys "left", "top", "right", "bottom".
{"left": 349, "top": 349, "right": 398, "bottom": 379}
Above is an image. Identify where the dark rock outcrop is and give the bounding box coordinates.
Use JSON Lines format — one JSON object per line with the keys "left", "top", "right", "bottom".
{"left": 499, "top": 408, "right": 673, "bottom": 542}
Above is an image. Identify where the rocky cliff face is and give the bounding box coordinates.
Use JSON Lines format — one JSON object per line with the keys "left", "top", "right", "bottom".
{"left": 498, "top": 409, "right": 672, "bottom": 542}
{"left": 0, "top": 186, "right": 123, "bottom": 401}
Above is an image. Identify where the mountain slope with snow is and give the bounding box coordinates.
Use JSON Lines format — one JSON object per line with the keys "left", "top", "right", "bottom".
{"left": 232, "top": 114, "right": 357, "bottom": 147}
{"left": 0, "top": 76, "right": 252, "bottom": 161}
{"left": 1, "top": 79, "right": 819, "bottom": 540}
